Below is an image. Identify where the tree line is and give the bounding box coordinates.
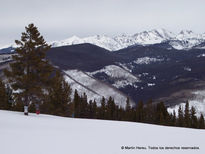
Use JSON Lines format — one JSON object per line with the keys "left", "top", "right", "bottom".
{"left": 0, "top": 78, "right": 204, "bottom": 129}
{"left": 0, "top": 23, "right": 204, "bottom": 129}
{"left": 70, "top": 91, "right": 205, "bottom": 129}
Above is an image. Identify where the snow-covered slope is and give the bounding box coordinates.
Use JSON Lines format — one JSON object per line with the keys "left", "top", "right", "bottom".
{"left": 50, "top": 35, "right": 123, "bottom": 51}
{"left": 50, "top": 29, "right": 205, "bottom": 51}
{"left": 0, "top": 110, "right": 204, "bottom": 154}
{"left": 133, "top": 57, "right": 164, "bottom": 65}
{"left": 132, "top": 28, "right": 175, "bottom": 44}
{"left": 88, "top": 65, "right": 139, "bottom": 88}
{"left": 63, "top": 69, "right": 134, "bottom": 108}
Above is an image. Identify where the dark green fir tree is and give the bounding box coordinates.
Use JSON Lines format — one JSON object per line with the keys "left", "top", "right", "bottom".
{"left": 177, "top": 105, "right": 184, "bottom": 127}
{"left": 43, "top": 71, "right": 71, "bottom": 116}
{"left": 4, "top": 23, "right": 53, "bottom": 115}
{"left": 184, "top": 101, "right": 191, "bottom": 127}
{"left": 198, "top": 114, "right": 205, "bottom": 129}
{"left": 190, "top": 106, "right": 198, "bottom": 128}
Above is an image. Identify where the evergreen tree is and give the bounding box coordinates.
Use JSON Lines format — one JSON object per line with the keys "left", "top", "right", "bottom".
{"left": 144, "top": 100, "right": 154, "bottom": 123}
{"left": 67, "top": 101, "right": 74, "bottom": 117}
{"left": 184, "top": 101, "right": 190, "bottom": 127}
{"left": 172, "top": 110, "right": 177, "bottom": 126}
{"left": 117, "top": 107, "right": 124, "bottom": 121}
{"left": 88, "top": 100, "right": 94, "bottom": 118}
{"left": 177, "top": 105, "right": 184, "bottom": 127}
{"left": 198, "top": 114, "right": 205, "bottom": 129}
{"left": 42, "top": 71, "right": 71, "bottom": 116}
{"left": 92, "top": 100, "right": 97, "bottom": 119}
{"left": 4, "top": 23, "right": 53, "bottom": 115}
{"left": 136, "top": 101, "right": 144, "bottom": 122}
{"left": 99, "top": 97, "right": 106, "bottom": 119}
{"left": 125, "top": 97, "right": 131, "bottom": 121}
{"left": 125, "top": 97, "right": 131, "bottom": 111}
{"left": 73, "top": 89, "right": 80, "bottom": 117}
{"left": 107, "top": 97, "right": 115, "bottom": 120}
{"left": 155, "top": 102, "right": 168, "bottom": 125}
{"left": 79, "top": 93, "right": 88, "bottom": 118}
{"left": 159, "top": 112, "right": 165, "bottom": 125}
{"left": 190, "top": 106, "right": 198, "bottom": 128}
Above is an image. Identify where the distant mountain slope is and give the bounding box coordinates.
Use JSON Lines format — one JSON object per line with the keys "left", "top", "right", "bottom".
{"left": 88, "top": 65, "right": 140, "bottom": 89}
{"left": 47, "top": 43, "right": 205, "bottom": 108}
{"left": 115, "top": 45, "right": 205, "bottom": 104}
{"left": 0, "top": 47, "right": 14, "bottom": 54}
{"left": 63, "top": 69, "right": 135, "bottom": 108}
{"left": 46, "top": 43, "right": 119, "bottom": 71}
{"left": 47, "top": 44, "right": 135, "bottom": 106}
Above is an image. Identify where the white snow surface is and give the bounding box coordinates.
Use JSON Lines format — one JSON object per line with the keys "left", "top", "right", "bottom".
{"left": 133, "top": 57, "right": 163, "bottom": 65}
{"left": 0, "top": 110, "right": 204, "bottom": 154}
{"left": 64, "top": 69, "right": 134, "bottom": 108}
{"left": 147, "top": 83, "right": 156, "bottom": 87}
{"left": 184, "top": 67, "right": 192, "bottom": 72}
{"left": 88, "top": 65, "right": 139, "bottom": 88}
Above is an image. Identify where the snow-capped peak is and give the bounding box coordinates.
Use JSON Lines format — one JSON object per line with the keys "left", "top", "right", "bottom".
{"left": 179, "top": 30, "right": 193, "bottom": 35}
{"left": 154, "top": 28, "right": 176, "bottom": 39}
{"left": 176, "top": 30, "right": 199, "bottom": 40}
{"left": 50, "top": 35, "right": 83, "bottom": 47}
{"left": 132, "top": 28, "right": 175, "bottom": 45}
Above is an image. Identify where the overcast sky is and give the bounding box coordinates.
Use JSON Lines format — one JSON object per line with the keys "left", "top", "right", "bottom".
{"left": 1, "top": 0, "right": 205, "bottom": 45}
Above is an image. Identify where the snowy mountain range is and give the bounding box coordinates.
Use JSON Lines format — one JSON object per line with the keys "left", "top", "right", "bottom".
{"left": 1, "top": 29, "right": 205, "bottom": 52}
{"left": 50, "top": 29, "right": 205, "bottom": 51}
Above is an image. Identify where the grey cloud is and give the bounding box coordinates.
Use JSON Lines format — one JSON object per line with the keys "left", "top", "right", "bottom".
{"left": 0, "top": 0, "right": 205, "bottom": 45}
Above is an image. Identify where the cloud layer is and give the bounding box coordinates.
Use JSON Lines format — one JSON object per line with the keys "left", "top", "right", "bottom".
{"left": 1, "top": 0, "right": 205, "bottom": 45}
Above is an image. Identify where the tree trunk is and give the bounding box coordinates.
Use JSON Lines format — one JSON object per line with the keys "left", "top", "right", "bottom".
{"left": 24, "top": 96, "right": 29, "bottom": 115}
{"left": 24, "top": 105, "right": 28, "bottom": 115}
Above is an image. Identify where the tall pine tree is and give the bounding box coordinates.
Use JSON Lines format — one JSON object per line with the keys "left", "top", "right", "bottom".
{"left": 4, "top": 23, "right": 53, "bottom": 115}
{"left": 125, "top": 97, "right": 131, "bottom": 121}
{"left": 198, "top": 114, "right": 205, "bottom": 129}
{"left": 184, "top": 101, "right": 190, "bottom": 127}
{"left": 136, "top": 101, "right": 144, "bottom": 122}
{"left": 177, "top": 105, "right": 184, "bottom": 127}
{"left": 190, "top": 106, "right": 198, "bottom": 128}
